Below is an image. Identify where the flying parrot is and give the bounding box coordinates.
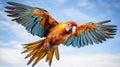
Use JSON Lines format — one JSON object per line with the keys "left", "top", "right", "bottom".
{"left": 5, "top": 2, "right": 117, "bottom": 67}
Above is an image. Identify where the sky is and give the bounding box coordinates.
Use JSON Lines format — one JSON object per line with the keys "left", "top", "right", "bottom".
{"left": 0, "top": 0, "right": 120, "bottom": 67}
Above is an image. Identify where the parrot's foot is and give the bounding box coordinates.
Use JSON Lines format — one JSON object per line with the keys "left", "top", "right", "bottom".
{"left": 46, "top": 42, "right": 50, "bottom": 50}
{"left": 52, "top": 45, "right": 57, "bottom": 51}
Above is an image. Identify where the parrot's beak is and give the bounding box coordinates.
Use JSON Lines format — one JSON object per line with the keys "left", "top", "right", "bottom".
{"left": 72, "top": 26, "right": 76, "bottom": 34}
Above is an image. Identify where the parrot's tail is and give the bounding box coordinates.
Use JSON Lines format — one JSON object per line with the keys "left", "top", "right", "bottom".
{"left": 22, "top": 39, "right": 59, "bottom": 67}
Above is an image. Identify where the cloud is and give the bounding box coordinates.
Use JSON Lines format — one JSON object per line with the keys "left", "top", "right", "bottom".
{"left": 113, "top": 2, "right": 120, "bottom": 9}
{"left": 53, "top": 0, "right": 67, "bottom": 4}
{"left": 0, "top": 4, "right": 2, "bottom": 8}
{"left": 0, "top": 48, "right": 50, "bottom": 67}
{"left": 0, "top": 40, "right": 23, "bottom": 49}
{"left": 77, "top": 0, "right": 96, "bottom": 9}
{"left": 98, "top": 0, "right": 120, "bottom": 9}
{"left": 62, "top": 8, "right": 96, "bottom": 22}
{"left": 0, "top": 11, "right": 40, "bottom": 42}
{"left": 54, "top": 53, "right": 120, "bottom": 67}
{"left": 0, "top": 48, "right": 120, "bottom": 67}
{"left": 112, "top": 36, "right": 120, "bottom": 41}
{"left": 0, "top": 48, "right": 26, "bottom": 66}
{"left": 0, "top": 19, "right": 42, "bottom": 49}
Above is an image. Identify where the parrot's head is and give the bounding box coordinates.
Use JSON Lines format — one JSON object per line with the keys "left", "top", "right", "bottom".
{"left": 66, "top": 21, "right": 77, "bottom": 34}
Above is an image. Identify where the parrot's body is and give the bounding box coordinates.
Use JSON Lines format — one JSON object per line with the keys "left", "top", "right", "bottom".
{"left": 5, "top": 2, "right": 117, "bottom": 67}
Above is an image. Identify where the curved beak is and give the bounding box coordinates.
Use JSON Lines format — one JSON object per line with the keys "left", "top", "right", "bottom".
{"left": 72, "top": 26, "right": 76, "bottom": 34}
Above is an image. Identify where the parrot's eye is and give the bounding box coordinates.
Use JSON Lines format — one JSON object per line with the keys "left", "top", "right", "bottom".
{"left": 67, "top": 24, "right": 71, "bottom": 26}
{"left": 67, "top": 24, "right": 70, "bottom": 26}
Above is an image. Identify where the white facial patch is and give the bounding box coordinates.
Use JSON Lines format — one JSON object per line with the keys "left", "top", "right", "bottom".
{"left": 72, "top": 26, "right": 76, "bottom": 34}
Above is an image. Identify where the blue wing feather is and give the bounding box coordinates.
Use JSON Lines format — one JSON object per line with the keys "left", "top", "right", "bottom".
{"left": 95, "top": 29, "right": 106, "bottom": 41}
{"left": 72, "top": 37, "right": 78, "bottom": 47}
{"left": 77, "top": 37, "right": 81, "bottom": 48}
{"left": 89, "top": 30, "right": 99, "bottom": 44}
{"left": 5, "top": 2, "right": 46, "bottom": 37}
{"left": 84, "top": 31, "right": 92, "bottom": 45}
{"left": 82, "top": 31, "right": 88, "bottom": 46}
{"left": 64, "top": 36, "right": 74, "bottom": 46}
{"left": 64, "top": 21, "right": 117, "bottom": 48}
{"left": 80, "top": 33, "right": 85, "bottom": 47}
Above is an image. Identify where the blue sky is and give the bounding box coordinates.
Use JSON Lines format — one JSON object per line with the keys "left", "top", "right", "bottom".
{"left": 0, "top": 0, "right": 120, "bottom": 67}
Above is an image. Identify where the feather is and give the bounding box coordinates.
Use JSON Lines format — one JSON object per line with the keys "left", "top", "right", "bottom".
{"left": 98, "top": 20, "right": 111, "bottom": 24}
{"left": 55, "top": 47, "right": 59, "bottom": 60}
{"left": 5, "top": 2, "right": 58, "bottom": 38}
{"left": 27, "top": 49, "right": 41, "bottom": 65}
{"left": 95, "top": 29, "right": 106, "bottom": 41}
{"left": 78, "top": 36, "right": 82, "bottom": 47}
{"left": 87, "top": 30, "right": 95, "bottom": 45}
{"left": 5, "top": 10, "right": 28, "bottom": 14}
{"left": 25, "top": 49, "right": 38, "bottom": 59}
{"left": 32, "top": 50, "right": 47, "bottom": 67}
{"left": 80, "top": 33, "right": 85, "bottom": 47}
{"left": 84, "top": 31, "right": 92, "bottom": 45}
{"left": 72, "top": 37, "right": 78, "bottom": 47}
{"left": 77, "top": 37, "right": 81, "bottom": 48}
{"left": 89, "top": 30, "right": 99, "bottom": 44}
{"left": 64, "top": 36, "right": 74, "bottom": 46}
{"left": 82, "top": 31, "right": 88, "bottom": 46}
{"left": 7, "top": 2, "right": 31, "bottom": 8}
{"left": 48, "top": 49, "right": 54, "bottom": 66}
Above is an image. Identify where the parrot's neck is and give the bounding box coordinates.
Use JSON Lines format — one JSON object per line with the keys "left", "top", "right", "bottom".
{"left": 62, "top": 28, "right": 70, "bottom": 34}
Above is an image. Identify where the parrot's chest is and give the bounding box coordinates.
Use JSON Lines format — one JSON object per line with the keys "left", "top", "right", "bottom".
{"left": 47, "top": 29, "right": 71, "bottom": 46}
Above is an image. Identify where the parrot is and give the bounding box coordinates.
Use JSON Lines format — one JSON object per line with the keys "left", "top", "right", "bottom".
{"left": 5, "top": 2, "right": 117, "bottom": 67}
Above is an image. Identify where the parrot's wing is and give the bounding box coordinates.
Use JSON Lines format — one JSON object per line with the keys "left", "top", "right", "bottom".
{"left": 64, "top": 20, "right": 117, "bottom": 48}
{"left": 5, "top": 2, "right": 58, "bottom": 37}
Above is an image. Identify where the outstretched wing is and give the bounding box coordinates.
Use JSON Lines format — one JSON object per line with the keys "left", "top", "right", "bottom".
{"left": 64, "top": 20, "right": 117, "bottom": 48}
{"left": 5, "top": 2, "right": 58, "bottom": 37}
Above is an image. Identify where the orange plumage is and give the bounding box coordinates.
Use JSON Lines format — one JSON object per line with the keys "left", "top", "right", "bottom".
{"left": 5, "top": 2, "right": 117, "bottom": 67}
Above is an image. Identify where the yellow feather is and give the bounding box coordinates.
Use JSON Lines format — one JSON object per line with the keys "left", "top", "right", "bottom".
{"left": 32, "top": 8, "right": 42, "bottom": 16}
{"left": 25, "top": 49, "right": 38, "bottom": 59}
{"left": 27, "top": 50, "right": 40, "bottom": 65}
{"left": 55, "top": 47, "right": 59, "bottom": 60}
{"left": 48, "top": 48, "right": 54, "bottom": 66}
{"left": 22, "top": 40, "right": 45, "bottom": 65}
{"left": 32, "top": 50, "right": 47, "bottom": 67}
{"left": 22, "top": 47, "right": 35, "bottom": 53}
{"left": 23, "top": 40, "right": 44, "bottom": 48}
{"left": 46, "top": 48, "right": 52, "bottom": 62}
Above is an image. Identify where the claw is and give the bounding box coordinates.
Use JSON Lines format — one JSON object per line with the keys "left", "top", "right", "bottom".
{"left": 46, "top": 42, "right": 50, "bottom": 50}
{"left": 52, "top": 45, "right": 57, "bottom": 51}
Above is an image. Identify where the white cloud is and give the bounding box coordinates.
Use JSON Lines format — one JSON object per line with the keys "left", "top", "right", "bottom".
{"left": 113, "top": 2, "right": 120, "bottom": 9}
{"left": 112, "top": 36, "right": 120, "bottom": 41}
{"left": 0, "top": 48, "right": 120, "bottom": 67}
{"left": 0, "top": 40, "right": 23, "bottom": 49}
{"left": 77, "top": 0, "right": 96, "bottom": 9}
{"left": 0, "top": 11, "right": 40, "bottom": 42}
{"left": 0, "top": 48, "right": 26, "bottom": 66}
{"left": 53, "top": 0, "right": 67, "bottom": 4}
{"left": 0, "top": 4, "right": 2, "bottom": 8}
{"left": 54, "top": 53, "right": 120, "bottom": 67}
{"left": 0, "top": 48, "right": 50, "bottom": 67}
{"left": 98, "top": 0, "right": 120, "bottom": 9}
{"left": 0, "top": 19, "right": 42, "bottom": 48}
{"left": 8, "top": 22, "right": 39, "bottom": 41}
{"left": 62, "top": 8, "right": 96, "bottom": 22}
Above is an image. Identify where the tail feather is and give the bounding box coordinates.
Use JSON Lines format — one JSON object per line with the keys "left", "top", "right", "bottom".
{"left": 27, "top": 51, "right": 38, "bottom": 65}
{"left": 46, "top": 48, "right": 54, "bottom": 66}
{"left": 25, "top": 49, "right": 38, "bottom": 59}
{"left": 32, "top": 50, "right": 47, "bottom": 67}
{"left": 23, "top": 40, "right": 44, "bottom": 49}
{"left": 55, "top": 47, "right": 59, "bottom": 60}
{"left": 22, "top": 39, "right": 60, "bottom": 67}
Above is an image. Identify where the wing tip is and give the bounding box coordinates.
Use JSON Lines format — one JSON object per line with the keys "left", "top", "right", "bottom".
{"left": 99, "top": 20, "right": 111, "bottom": 24}
{"left": 7, "top": 2, "right": 14, "bottom": 4}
